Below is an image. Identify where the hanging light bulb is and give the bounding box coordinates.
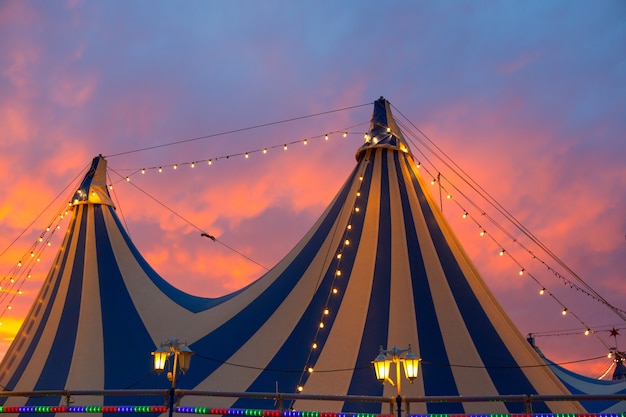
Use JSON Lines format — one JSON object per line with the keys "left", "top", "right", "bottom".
{"left": 324, "top": 134, "right": 329, "bottom": 140}
{"left": 519, "top": 268, "right": 525, "bottom": 276}
{"left": 141, "top": 168, "right": 146, "bottom": 174}
{"left": 126, "top": 177, "right": 130, "bottom": 182}
{"left": 312, "top": 342, "right": 318, "bottom": 349}
{"left": 308, "top": 366, "right": 314, "bottom": 373}
{"left": 158, "top": 167, "right": 163, "bottom": 173}
{"left": 539, "top": 288, "right": 545, "bottom": 295}
{"left": 336, "top": 253, "right": 342, "bottom": 259}
{"left": 336, "top": 270, "right": 342, "bottom": 277}
{"left": 283, "top": 144, "right": 288, "bottom": 150}
{"left": 499, "top": 249, "right": 505, "bottom": 256}
{"left": 303, "top": 139, "right": 308, "bottom": 145}
{"left": 323, "top": 308, "right": 329, "bottom": 315}
{"left": 319, "top": 322, "right": 324, "bottom": 328}
{"left": 584, "top": 329, "right": 590, "bottom": 336}
{"left": 462, "top": 212, "right": 468, "bottom": 219}
{"left": 245, "top": 153, "right": 249, "bottom": 159}
{"left": 263, "top": 148, "right": 267, "bottom": 154}
{"left": 297, "top": 385, "right": 304, "bottom": 392}
{"left": 173, "top": 164, "right": 178, "bottom": 170}
{"left": 343, "top": 132, "right": 347, "bottom": 138}
{"left": 562, "top": 308, "right": 568, "bottom": 316}
{"left": 480, "top": 230, "right": 486, "bottom": 236}
{"left": 416, "top": 161, "right": 421, "bottom": 168}
{"left": 191, "top": 162, "right": 195, "bottom": 168}
{"left": 208, "top": 159, "right": 213, "bottom": 165}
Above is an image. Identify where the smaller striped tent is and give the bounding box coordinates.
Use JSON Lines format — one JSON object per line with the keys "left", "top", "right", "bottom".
{"left": 0, "top": 98, "right": 622, "bottom": 414}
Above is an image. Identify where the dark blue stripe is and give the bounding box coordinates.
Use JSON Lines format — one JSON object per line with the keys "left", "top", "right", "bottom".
{"left": 229, "top": 165, "right": 368, "bottom": 410}
{"left": 94, "top": 205, "right": 167, "bottom": 400}
{"left": 24, "top": 206, "right": 89, "bottom": 409}
{"left": 183, "top": 165, "right": 359, "bottom": 392}
{"left": 345, "top": 149, "right": 392, "bottom": 413}
{"left": 394, "top": 153, "right": 462, "bottom": 414}
{"left": 0, "top": 209, "right": 81, "bottom": 398}
{"left": 404, "top": 153, "right": 550, "bottom": 413}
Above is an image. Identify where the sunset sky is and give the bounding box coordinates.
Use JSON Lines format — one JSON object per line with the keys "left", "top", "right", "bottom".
{"left": 0, "top": 1, "right": 625, "bottom": 379}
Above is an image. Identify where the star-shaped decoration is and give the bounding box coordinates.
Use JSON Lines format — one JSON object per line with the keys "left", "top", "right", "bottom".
{"left": 610, "top": 327, "right": 620, "bottom": 337}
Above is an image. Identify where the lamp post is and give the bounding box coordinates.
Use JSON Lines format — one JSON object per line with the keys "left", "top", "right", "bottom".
{"left": 372, "top": 345, "right": 421, "bottom": 417}
{"left": 152, "top": 338, "right": 194, "bottom": 417}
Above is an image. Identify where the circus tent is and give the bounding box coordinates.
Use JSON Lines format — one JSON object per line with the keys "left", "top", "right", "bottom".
{"left": 0, "top": 98, "right": 624, "bottom": 414}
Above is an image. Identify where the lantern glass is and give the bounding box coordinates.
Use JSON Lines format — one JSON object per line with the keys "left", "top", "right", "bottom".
{"left": 403, "top": 350, "right": 421, "bottom": 381}
{"left": 152, "top": 348, "right": 170, "bottom": 372}
{"left": 178, "top": 346, "right": 194, "bottom": 374}
{"left": 373, "top": 353, "right": 391, "bottom": 381}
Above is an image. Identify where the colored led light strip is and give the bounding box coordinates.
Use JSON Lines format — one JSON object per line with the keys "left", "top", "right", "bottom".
{"left": 0, "top": 407, "right": 623, "bottom": 417}
{"left": 0, "top": 405, "right": 167, "bottom": 413}
{"left": 174, "top": 410, "right": 626, "bottom": 417}
{"left": 175, "top": 409, "right": 391, "bottom": 417}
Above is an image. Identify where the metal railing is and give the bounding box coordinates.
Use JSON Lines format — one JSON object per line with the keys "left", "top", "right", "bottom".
{"left": 0, "top": 390, "right": 624, "bottom": 415}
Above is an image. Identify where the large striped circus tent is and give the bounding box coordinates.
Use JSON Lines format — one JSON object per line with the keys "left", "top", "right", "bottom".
{"left": 0, "top": 98, "right": 624, "bottom": 415}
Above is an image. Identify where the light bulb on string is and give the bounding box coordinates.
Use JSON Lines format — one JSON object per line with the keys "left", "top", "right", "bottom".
{"left": 191, "top": 162, "right": 195, "bottom": 168}
{"left": 324, "top": 134, "right": 329, "bottom": 140}
{"left": 562, "top": 308, "right": 568, "bottom": 316}
{"left": 158, "top": 167, "right": 163, "bottom": 173}
{"left": 141, "top": 168, "right": 146, "bottom": 174}
{"left": 519, "top": 268, "right": 525, "bottom": 276}
{"left": 343, "top": 132, "right": 347, "bottom": 138}
{"left": 499, "top": 249, "right": 505, "bottom": 256}
{"left": 303, "top": 139, "right": 308, "bottom": 145}
{"left": 283, "top": 144, "right": 288, "bottom": 150}
{"left": 462, "top": 212, "right": 468, "bottom": 219}
{"left": 539, "top": 288, "right": 545, "bottom": 295}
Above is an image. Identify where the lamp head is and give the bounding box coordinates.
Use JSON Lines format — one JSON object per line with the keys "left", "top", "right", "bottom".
{"left": 372, "top": 346, "right": 391, "bottom": 382}
{"left": 152, "top": 346, "right": 170, "bottom": 373}
{"left": 402, "top": 346, "right": 421, "bottom": 382}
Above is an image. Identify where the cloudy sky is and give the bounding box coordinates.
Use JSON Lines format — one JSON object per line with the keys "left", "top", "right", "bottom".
{"left": 0, "top": 1, "right": 624, "bottom": 379}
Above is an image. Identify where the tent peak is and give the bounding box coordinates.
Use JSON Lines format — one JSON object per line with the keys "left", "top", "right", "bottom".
{"left": 356, "top": 97, "right": 412, "bottom": 160}
{"left": 71, "top": 155, "right": 114, "bottom": 207}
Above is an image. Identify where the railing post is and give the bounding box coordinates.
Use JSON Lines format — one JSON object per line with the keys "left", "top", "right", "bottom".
{"left": 524, "top": 394, "right": 532, "bottom": 413}
{"left": 396, "top": 395, "right": 402, "bottom": 417}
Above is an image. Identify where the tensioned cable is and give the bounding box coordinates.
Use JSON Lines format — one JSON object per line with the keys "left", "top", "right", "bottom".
{"left": 391, "top": 104, "right": 626, "bottom": 324}
{"left": 104, "top": 103, "right": 373, "bottom": 158}
{"left": 190, "top": 353, "right": 608, "bottom": 373}
{"left": 0, "top": 163, "right": 90, "bottom": 259}
{"left": 107, "top": 167, "right": 269, "bottom": 271}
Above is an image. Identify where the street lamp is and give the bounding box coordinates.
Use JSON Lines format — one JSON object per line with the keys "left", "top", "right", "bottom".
{"left": 152, "top": 338, "right": 194, "bottom": 417}
{"left": 372, "top": 345, "right": 421, "bottom": 417}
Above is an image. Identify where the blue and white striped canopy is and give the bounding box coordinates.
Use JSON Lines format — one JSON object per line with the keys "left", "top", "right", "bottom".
{"left": 0, "top": 98, "right": 621, "bottom": 414}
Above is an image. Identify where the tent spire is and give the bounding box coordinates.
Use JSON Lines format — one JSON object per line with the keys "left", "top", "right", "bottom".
{"left": 355, "top": 96, "right": 411, "bottom": 161}
{"left": 71, "top": 154, "right": 114, "bottom": 207}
